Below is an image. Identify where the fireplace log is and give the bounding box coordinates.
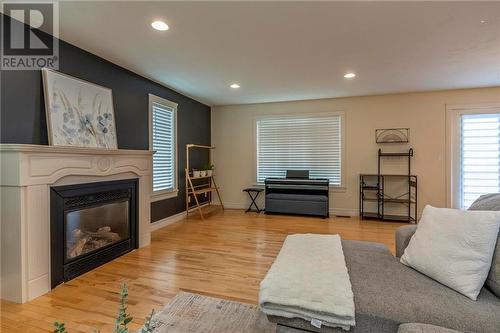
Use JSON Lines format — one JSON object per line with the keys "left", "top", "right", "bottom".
{"left": 67, "top": 226, "right": 121, "bottom": 259}
{"left": 68, "top": 235, "right": 90, "bottom": 258}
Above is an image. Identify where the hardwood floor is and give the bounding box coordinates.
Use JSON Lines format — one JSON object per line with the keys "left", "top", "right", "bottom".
{"left": 0, "top": 209, "right": 405, "bottom": 333}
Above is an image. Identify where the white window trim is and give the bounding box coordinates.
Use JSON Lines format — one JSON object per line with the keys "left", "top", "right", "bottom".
{"left": 149, "top": 94, "right": 179, "bottom": 202}
{"left": 252, "top": 111, "right": 346, "bottom": 190}
{"left": 446, "top": 103, "right": 500, "bottom": 209}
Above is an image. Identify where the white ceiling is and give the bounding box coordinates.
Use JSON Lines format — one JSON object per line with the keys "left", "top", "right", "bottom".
{"left": 58, "top": 1, "right": 500, "bottom": 106}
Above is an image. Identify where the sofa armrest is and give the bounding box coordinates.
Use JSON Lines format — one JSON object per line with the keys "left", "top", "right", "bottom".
{"left": 395, "top": 225, "right": 417, "bottom": 258}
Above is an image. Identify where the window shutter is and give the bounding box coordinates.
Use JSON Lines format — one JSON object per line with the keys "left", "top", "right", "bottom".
{"left": 461, "top": 113, "right": 500, "bottom": 208}
{"left": 152, "top": 102, "right": 175, "bottom": 192}
{"left": 257, "top": 115, "right": 342, "bottom": 185}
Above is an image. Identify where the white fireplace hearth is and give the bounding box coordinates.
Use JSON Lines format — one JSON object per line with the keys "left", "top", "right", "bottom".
{"left": 0, "top": 144, "right": 154, "bottom": 303}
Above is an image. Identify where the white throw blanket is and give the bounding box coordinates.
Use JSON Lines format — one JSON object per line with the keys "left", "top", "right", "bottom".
{"left": 259, "top": 234, "right": 355, "bottom": 331}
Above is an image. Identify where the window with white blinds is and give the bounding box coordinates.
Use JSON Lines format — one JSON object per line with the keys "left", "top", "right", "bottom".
{"left": 460, "top": 113, "right": 500, "bottom": 208}
{"left": 150, "top": 95, "right": 177, "bottom": 196}
{"left": 256, "top": 114, "right": 343, "bottom": 185}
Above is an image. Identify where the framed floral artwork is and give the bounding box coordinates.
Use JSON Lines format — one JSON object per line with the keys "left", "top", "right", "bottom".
{"left": 42, "top": 68, "right": 118, "bottom": 148}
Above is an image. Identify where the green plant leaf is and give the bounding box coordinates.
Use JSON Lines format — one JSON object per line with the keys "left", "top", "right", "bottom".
{"left": 53, "top": 322, "right": 67, "bottom": 333}
{"left": 140, "top": 309, "right": 157, "bottom": 333}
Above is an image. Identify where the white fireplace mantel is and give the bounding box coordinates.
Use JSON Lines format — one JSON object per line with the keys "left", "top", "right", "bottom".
{"left": 0, "top": 144, "right": 154, "bottom": 303}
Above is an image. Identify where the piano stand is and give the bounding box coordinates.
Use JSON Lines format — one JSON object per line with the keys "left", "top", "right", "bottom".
{"left": 243, "top": 188, "right": 263, "bottom": 213}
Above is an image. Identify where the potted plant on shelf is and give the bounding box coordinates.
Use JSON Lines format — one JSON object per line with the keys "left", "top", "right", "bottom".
{"left": 205, "top": 164, "right": 215, "bottom": 177}
{"left": 200, "top": 166, "right": 207, "bottom": 177}
{"left": 193, "top": 169, "right": 201, "bottom": 178}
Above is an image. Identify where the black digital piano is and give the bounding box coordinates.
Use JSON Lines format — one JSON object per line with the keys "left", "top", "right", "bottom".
{"left": 264, "top": 171, "right": 329, "bottom": 217}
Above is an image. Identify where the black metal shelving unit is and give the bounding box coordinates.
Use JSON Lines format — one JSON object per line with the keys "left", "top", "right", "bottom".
{"left": 360, "top": 148, "right": 417, "bottom": 223}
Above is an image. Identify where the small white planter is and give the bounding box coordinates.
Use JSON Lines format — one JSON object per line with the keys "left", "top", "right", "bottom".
{"left": 193, "top": 170, "right": 201, "bottom": 178}
{"left": 206, "top": 170, "right": 213, "bottom": 177}
{"left": 200, "top": 170, "right": 207, "bottom": 177}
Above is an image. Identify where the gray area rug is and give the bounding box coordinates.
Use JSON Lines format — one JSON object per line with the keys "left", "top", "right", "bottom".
{"left": 153, "top": 291, "right": 276, "bottom": 332}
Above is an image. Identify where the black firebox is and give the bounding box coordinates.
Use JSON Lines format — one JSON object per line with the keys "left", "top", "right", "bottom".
{"left": 50, "top": 179, "right": 138, "bottom": 288}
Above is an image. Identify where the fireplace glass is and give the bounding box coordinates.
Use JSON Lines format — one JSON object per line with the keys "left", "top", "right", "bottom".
{"left": 65, "top": 200, "right": 129, "bottom": 261}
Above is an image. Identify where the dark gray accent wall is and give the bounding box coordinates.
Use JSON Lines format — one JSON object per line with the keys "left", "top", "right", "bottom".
{"left": 0, "top": 18, "right": 211, "bottom": 222}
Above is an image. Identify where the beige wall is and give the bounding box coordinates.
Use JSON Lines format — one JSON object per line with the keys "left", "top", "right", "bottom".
{"left": 212, "top": 87, "right": 500, "bottom": 216}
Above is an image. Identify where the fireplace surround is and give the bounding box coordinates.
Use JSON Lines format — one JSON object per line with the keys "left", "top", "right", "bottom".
{"left": 50, "top": 179, "right": 138, "bottom": 287}
{"left": 0, "top": 144, "right": 153, "bottom": 303}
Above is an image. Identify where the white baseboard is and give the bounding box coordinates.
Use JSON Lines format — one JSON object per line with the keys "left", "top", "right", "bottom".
{"left": 151, "top": 210, "right": 187, "bottom": 231}
{"left": 28, "top": 274, "right": 49, "bottom": 301}
{"left": 222, "top": 202, "right": 247, "bottom": 210}
{"left": 222, "top": 201, "right": 358, "bottom": 217}
{"left": 330, "top": 208, "right": 358, "bottom": 217}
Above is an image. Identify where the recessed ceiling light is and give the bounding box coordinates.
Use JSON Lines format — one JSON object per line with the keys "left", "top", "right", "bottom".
{"left": 480, "top": 19, "right": 487, "bottom": 24}
{"left": 344, "top": 72, "right": 356, "bottom": 79}
{"left": 151, "top": 20, "right": 169, "bottom": 31}
{"left": 230, "top": 83, "right": 240, "bottom": 89}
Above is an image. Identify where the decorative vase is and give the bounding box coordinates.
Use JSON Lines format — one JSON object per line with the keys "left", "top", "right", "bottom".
{"left": 193, "top": 170, "right": 201, "bottom": 178}
{"left": 206, "top": 170, "right": 213, "bottom": 177}
{"left": 200, "top": 170, "right": 207, "bottom": 177}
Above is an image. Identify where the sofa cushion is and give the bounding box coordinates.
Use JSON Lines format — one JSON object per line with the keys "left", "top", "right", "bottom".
{"left": 468, "top": 193, "right": 500, "bottom": 298}
{"left": 468, "top": 193, "right": 500, "bottom": 211}
{"left": 395, "top": 225, "right": 417, "bottom": 258}
{"left": 344, "top": 240, "right": 500, "bottom": 333}
{"left": 400, "top": 205, "right": 500, "bottom": 300}
{"left": 484, "top": 239, "right": 500, "bottom": 298}
{"left": 268, "top": 240, "right": 500, "bottom": 333}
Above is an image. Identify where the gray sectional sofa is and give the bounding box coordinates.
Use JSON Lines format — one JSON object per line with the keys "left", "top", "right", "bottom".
{"left": 269, "top": 194, "right": 500, "bottom": 333}
{"left": 271, "top": 239, "right": 499, "bottom": 333}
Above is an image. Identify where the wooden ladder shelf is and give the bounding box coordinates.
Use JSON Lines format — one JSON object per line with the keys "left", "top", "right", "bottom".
{"left": 185, "top": 144, "right": 224, "bottom": 220}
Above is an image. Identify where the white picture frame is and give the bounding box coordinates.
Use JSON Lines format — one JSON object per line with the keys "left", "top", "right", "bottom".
{"left": 42, "top": 68, "right": 118, "bottom": 148}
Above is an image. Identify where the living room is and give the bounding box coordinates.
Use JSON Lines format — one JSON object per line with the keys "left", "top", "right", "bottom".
{"left": 1, "top": 1, "right": 499, "bottom": 333}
